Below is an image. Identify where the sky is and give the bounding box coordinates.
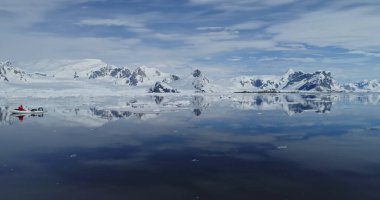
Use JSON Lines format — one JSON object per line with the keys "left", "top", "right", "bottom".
{"left": 1, "top": 0, "right": 380, "bottom": 81}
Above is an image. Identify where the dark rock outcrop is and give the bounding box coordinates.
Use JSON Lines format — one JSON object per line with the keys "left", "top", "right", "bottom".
{"left": 149, "top": 82, "right": 179, "bottom": 93}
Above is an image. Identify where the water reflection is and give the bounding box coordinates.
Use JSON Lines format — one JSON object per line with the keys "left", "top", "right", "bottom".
{"left": 0, "top": 107, "right": 44, "bottom": 123}
{"left": 0, "top": 106, "right": 14, "bottom": 125}
{"left": 153, "top": 95, "right": 164, "bottom": 104}
{"left": 191, "top": 96, "right": 209, "bottom": 116}
{"left": 0, "top": 93, "right": 380, "bottom": 199}
{"left": 90, "top": 107, "right": 160, "bottom": 121}
{"left": 11, "top": 113, "right": 44, "bottom": 122}
{"left": 90, "top": 107, "right": 133, "bottom": 120}
{"left": 0, "top": 93, "right": 379, "bottom": 126}
{"left": 230, "top": 94, "right": 334, "bottom": 115}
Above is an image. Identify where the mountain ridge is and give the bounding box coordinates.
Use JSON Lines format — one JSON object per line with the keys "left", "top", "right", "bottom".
{"left": 1, "top": 59, "right": 379, "bottom": 96}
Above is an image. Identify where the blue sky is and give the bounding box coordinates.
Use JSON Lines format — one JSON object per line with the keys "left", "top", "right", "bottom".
{"left": 1, "top": 0, "right": 380, "bottom": 81}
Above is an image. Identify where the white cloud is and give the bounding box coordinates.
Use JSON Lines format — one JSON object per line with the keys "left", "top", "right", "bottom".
{"left": 179, "top": 28, "right": 277, "bottom": 55}
{"left": 258, "top": 57, "right": 316, "bottom": 63}
{"left": 1, "top": 0, "right": 379, "bottom": 79}
{"left": 189, "top": 30, "right": 240, "bottom": 42}
{"left": 0, "top": 0, "right": 303, "bottom": 71}
{"left": 0, "top": 32, "right": 140, "bottom": 63}
{"left": 0, "top": 14, "right": 276, "bottom": 69}
{"left": 348, "top": 50, "right": 380, "bottom": 58}
{"left": 197, "top": 21, "right": 265, "bottom": 32}
{"left": 186, "top": 39, "right": 277, "bottom": 55}
{"left": 229, "top": 21, "right": 266, "bottom": 30}
{"left": 267, "top": 6, "right": 380, "bottom": 52}
{"left": 0, "top": 0, "right": 92, "bottom": 28}
{"left": 148, "top": 33, "right": 184, "bottom": 41}
{"left": 78, "top": 18, "right": 144, "bottom": 28}
{"left": 77, "top": 18, "right": 151, "bottom": 33}
{"left": 227, "top": 56, "right": 242, "bottom": 62}
{"left": 320, "top": 57, "right": 370, "bottom": 64}
{"left": 196, "top": 26, "right": 224, "bottom": 31}
{"left": 189, "top": 0, "right": 298, "bottom": 11}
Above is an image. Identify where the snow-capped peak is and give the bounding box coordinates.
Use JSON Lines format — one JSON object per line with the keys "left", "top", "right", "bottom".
{"left": 192, "top": 69, "right": 202, "bottom": 78}
{"left": 0, "top": 61, "right": 29, "bottom": 82}
{"left": 279, "top": 68, "right": 297, "bottom": 86}
{"left": 284, "top": 68, "right": 295, "bottom": 77}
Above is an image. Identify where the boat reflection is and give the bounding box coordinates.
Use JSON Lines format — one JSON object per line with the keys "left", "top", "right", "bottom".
{"left": 10, "top": 113, "right": 44, "bottom": 122}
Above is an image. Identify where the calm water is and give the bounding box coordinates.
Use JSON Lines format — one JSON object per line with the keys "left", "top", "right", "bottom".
{"left": 0, "top": 94, "right": 380, "bottom": 200}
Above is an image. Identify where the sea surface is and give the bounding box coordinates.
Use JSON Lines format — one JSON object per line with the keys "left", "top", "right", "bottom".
{"left": 0, "top": 93, "right": 380, "bottom": 200}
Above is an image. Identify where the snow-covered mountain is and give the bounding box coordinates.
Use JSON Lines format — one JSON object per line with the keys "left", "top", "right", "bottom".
{"left": 282, "top": 70, "right": 341, "bottom": 91}
{"left": 165, "top": 69, "right": 220, "bottom": 93}
{"left": 0, "top": 61, "right": 29, "bottom": 82}
{"left": 29, "top": 59, "right": 108, "bottom": 79}
{"left": 17, "top": 59, "right": 180, "bottom": 86}
{"left": 192, "top": 69, "right": 212, "bottom": 92}
{"left": 89, "top": 65, "right": 180, "bottom": 86}
{"left": 343, "top": 80, "right": 380, "bottom": 92}
{"left": 230, "top": 69, "right": 342, "bottom": 92}
{"left": 1, "top": 59, "right": 380, "bottom": 97}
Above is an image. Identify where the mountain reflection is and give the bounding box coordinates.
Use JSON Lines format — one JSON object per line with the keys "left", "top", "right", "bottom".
{"left": 230, "top": 94, "right": 334, "bottom": 115}
{"left": 89, "top": 107, "right": 133, "bottom": 120}
{"left": 0, "top": 106, "right": 14, "bottom": 125}
{"left": 89, "top": 107, "right": 160, "bottom": 121}
{"left": 0, "top": 93, "right": 379, "bottom": 126}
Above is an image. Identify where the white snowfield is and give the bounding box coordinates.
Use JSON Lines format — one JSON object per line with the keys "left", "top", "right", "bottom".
{"left": 0, "top": 59, "right": 379, "bottom": 98}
